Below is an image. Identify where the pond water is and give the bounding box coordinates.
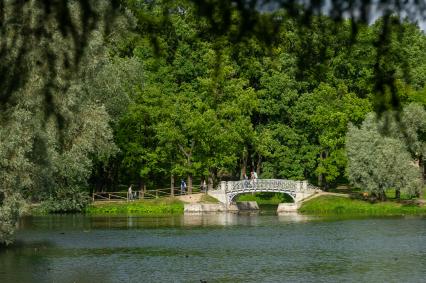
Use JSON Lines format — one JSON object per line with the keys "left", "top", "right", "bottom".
{"left": 1, "top": 212, "right": 426, "bottom": 282}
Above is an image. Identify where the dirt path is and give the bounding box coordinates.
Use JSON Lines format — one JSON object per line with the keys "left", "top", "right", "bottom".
{"left": 176, "top": 193, "right": 205, "bottom": 203}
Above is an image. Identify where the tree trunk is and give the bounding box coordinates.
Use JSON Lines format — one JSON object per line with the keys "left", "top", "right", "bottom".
{"left": 170, "top": 173, "right": 174, "bottom": 197}
{"left": 109, "top": 160, "right": 119, "bottom": 192}
{"left": 137, "top": 177, "right": 143, "bottom": 193}
{"left": 187, "top": 155, "right": 193, "bottom": 194}
{"left": 378, "top": 190, "right": 386, "bottom": 201}
{"left": 420, "top": 154, "right": 425, "bottom": 184}
{"left": 395, "top": 188, "right": 400, "bottom": 200}
{"left": 139, "top": 180, "right": 146, "bottom": 199}
{"left": 208, "top": 175, "right": 214, "bottom": 191}
{"left": 318, "top": 174, "right": 323, "bottom": 188}
{"left": 256, "top": 154, "right": 262, "bottom": 177}
{"left": 241, "top": 159, "right": 247, "bottom": 180}
{"left": 208, "top": 170, "right": 215, "bottom": 191}
{"left": 240, "top": 148, "right": 248, "bottom": 179}
{"left": 178, "top": 142, "right": 194, "bottom": 194}
{"left": 187, "top": 174, "right": 193, "bottom": 194}
{"left": 318, "top": 150, "right": 327, "bottom": 190}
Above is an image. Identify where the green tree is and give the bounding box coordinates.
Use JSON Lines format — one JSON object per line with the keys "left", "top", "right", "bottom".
{"left": 291, "top": 83, "right": 371, "bottom": 186}
{"left": 347, "top": 111, "right": 423, "bottom": 200}
{"left": 0, "top": 3, "right": 120, "bottom": 245}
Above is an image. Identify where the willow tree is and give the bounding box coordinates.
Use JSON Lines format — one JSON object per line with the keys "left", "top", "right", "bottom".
{"left": 0, "top": 2, "right": 119, "bottom": 245}
{"left": 346, "top": 108, "right": 424, "bottom": 200}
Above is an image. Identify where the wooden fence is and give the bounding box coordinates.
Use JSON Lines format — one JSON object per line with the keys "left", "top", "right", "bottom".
{"left": 92, "top": 186, "right": 204, "bottom": 202}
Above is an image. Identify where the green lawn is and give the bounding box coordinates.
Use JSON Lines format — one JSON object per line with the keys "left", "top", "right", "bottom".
{"left": 85, "top": 198, "right": 184, "bottom": 215}
{"left": 299, "top": 195, "right": 426, "bottom": 216}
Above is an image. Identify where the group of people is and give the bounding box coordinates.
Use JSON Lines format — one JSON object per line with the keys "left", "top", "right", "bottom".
{"left": 180, "top": 179, "right": 207, "bottom": 195}
{"left": 243, "top": 170, "right": 258, "bottom": 188}
{"left": 128, "top": 185, "right": 139, "bottom": 200}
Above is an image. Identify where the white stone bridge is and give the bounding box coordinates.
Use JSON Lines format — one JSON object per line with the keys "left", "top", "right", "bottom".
{"left": 208, "top": 179, "right": 320, "bottom": 209}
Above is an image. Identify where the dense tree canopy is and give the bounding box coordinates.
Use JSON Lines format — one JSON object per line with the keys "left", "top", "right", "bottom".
{"left": 1, "top": 0, "right": 426, "bottom": 245}
{"left": 106, "top": 0, "right": 426, "bottom": 192}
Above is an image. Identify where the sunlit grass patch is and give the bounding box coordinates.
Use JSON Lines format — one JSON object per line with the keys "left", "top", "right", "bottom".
{"left": 200, "top": 194, "right": 220, "bottom": 203}
{"left": 299, "top": 195, "right": 426, "bottom": 216}
{"left": 85, "top": 198, "right": 184, "bottom": 215}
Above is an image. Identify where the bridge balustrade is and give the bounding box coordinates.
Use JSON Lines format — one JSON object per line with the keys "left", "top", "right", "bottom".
{"left": 219, "top": 179, "right": 309, "bottom": 193}
{"left": 209, "top": 179, "right": 318, "bottom": 204}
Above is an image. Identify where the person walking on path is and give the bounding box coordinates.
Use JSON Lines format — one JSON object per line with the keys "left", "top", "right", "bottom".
{"left": 180, "top": 179, "right": 187, "bottom": 195}
{"left": 128, "top": 185, "right": 133, "bottom": 201}
{"left": 201, "top": 179, "right": 207, "bottom": 193}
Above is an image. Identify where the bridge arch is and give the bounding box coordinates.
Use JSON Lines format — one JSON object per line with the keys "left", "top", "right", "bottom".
{"left": 229, "top": 191, "right": 296, "bottom": 203}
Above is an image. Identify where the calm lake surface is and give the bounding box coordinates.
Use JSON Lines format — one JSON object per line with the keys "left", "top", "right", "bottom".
{"left": 1, "top": 211, "right": 426, "bottom": 283}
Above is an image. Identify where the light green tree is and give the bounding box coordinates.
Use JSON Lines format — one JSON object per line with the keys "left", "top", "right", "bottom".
{"left": 346, "top": 111, "right": 423, "bottom": 200}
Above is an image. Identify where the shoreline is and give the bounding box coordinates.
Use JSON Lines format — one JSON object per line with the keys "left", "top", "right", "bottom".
{"left": 29, "top": 193, "right": 426, "bottom": 217}
{"left": 299, "top": 195, "right": 426, "bottom": 216}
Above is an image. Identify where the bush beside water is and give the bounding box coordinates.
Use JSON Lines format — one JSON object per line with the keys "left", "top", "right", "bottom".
{"left": 36, "top": 187, "right": 91, "bottom": 214}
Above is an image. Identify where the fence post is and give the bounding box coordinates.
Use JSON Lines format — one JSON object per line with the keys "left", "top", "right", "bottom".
{"left": 170, "top": 174, "right": 175, "bottom": 197}
{"left": 156, "top": 190, "right": 158, "bottom": 199}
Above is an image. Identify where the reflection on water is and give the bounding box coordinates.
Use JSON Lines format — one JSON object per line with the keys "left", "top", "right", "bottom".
{"left": 1, "top": 213, "right": 426, "bottom": 283}
{"left": 17, "top": 211, "right": 315, "bottom": 231}
{"left": 183, "top": 212, "right": 315, "bottom": 227}
{"left": 277, "top": 212, "right": 313, "bottom": 222}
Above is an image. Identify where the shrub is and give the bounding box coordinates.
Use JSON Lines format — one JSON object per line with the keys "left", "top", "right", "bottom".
{"left": 40, "top": 187, "right": 90, "bottom": 213}
{"left": 0, "top": 192, "right": 26, "bottom": 246}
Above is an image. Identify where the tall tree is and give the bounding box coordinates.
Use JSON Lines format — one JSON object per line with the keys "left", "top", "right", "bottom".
{"left": 347, "top": 109, "right": 424, "bottom": 200}
{"left": 0, "top": 2, "right": 120, "bottom": 245}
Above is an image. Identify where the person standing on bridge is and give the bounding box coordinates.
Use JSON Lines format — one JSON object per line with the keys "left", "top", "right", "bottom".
{"left": 243, "top": 173, "right": 249, "bottom": 189}
{"left": 250, "top": 170, "right": 257, "bottom": 189}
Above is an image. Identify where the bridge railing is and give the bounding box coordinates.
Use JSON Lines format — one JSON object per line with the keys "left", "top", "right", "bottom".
{"left": 214, "top": 179, "right": 317, "bottom": 193}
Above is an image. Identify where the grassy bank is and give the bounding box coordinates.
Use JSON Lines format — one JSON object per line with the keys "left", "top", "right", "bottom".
{"left": 85, "top": 198, "right": 184, "bottom": 215}
{"left": 299, "top": 195, "right": 426, "bottom": 215}
{"left": 199, "top": 194, "right": 220, "bottom": 203}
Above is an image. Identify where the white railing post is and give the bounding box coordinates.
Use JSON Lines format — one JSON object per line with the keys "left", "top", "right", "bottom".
{"left": 220, "top": 181, "right": 227, "bottom": 192}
